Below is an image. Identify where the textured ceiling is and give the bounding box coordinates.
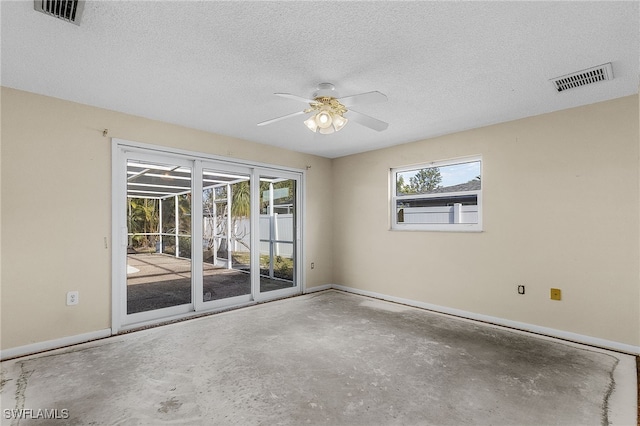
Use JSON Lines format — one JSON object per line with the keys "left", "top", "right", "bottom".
{"left": 1, "top": 1, "right": 638, "bottom": 158}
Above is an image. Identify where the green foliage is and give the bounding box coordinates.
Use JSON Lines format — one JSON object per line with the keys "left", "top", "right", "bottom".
{"left": 128, "top": 194, "right": 192, "bottom": 251}
{"left": 178, "top": 236, "right": 192, "bottom": 258}
{"left": 231, "top": 181, "right": 251, "bottom": 218}
{"left": 409, "top": 168, "right": 442, "bottom": 193}
{"left": 398, "top": 167, "right": 442, "bottom": 194}
{"left": 232, "top": 252, "right": 293, "bottom": 281}
{"left": 160, "top": 194, "right": 192, "bottom": 234}
{"left": 275, "top": 256, "right": 293, "bottom": 279}
{"left": 396, "top": 175, "right": 407, "bottom": 194}
{"left": 127, "top": 198, "right": 159, "bottom": 248}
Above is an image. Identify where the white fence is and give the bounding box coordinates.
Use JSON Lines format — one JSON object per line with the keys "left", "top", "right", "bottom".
{"left": 204, "top": 214, "right": 294, "bottom": 257}
{"left": 259, "top": 214, "right": 294, "bottom": 257}
{"left": 400, "top": 204, "right": 478, "bottom": 224}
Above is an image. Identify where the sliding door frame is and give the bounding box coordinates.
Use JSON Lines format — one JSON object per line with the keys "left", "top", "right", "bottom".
{"left": 111, "top": 139, "right": 305, "bottom": 334}
{"left": 196, "top": 160, "right": 254, "bottom": 312}
{"left": 253, "top": 168, "right": 303, "bottom": 302}
{"left": 114, "top": 149, "right": 196, "bottom": 329}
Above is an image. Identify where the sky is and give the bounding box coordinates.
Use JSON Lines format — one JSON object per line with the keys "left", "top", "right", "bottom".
{"left": 438, "top": 161, "right": 481, "bottom": 187}
{"left": 398, "top": 160, "right": 481, "bottom": 188}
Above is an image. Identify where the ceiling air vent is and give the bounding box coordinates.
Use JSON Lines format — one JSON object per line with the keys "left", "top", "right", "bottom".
{"left": 550, "top": 63, "right": 613, "bottom": 92}
{"left": 34, "top": 0, "right": 84, "bottom": 25}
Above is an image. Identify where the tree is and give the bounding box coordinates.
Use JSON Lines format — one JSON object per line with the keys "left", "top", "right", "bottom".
{"left": 127, "top": 198, "right": 159, "bottom": 248}
{"left": 203, "top": 178, "right": 297, "bottom": 259}
{"left": 407, "top": 168, "right": 442, "bottom": 194}
{"left": 396, "top": 175, "right": 408, "bottom": 194}
{"left": 202, "top": 180, "right": 252, "bottom": 256}
{"left": 231, "top": 181, "right": 250, "bottom": 218}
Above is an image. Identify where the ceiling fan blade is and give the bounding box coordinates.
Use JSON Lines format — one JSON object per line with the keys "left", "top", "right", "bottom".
{"left": 257, "top": 110, "right": 306, "bottom": 126}
{"left": 345, "top": 109, "right": 389, "bottom": 132}
{"left": 275, "top": 93, "right": 317, "bottom": 104}
{"left": 338, "top": 91, "right": 387, "bottom": 107}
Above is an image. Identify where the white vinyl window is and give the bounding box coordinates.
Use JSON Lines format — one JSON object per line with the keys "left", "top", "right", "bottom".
{"left": 391, "top": 156, "right": 482, "bottom": 231}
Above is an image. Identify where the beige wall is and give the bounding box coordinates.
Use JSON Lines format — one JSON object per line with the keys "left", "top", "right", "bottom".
{"left": 2, "top": 87, "right": 638, "bottom": 352}
{"left": 332, "top": 95, "right": 639, "bottom": 347}
{"left": 0, "top": 87, "right": 333, "bottom": 350}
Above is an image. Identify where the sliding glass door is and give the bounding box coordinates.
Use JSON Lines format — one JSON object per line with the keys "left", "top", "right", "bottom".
{"left": 125, "top": 156, "right": 193, "bottom": 321}
{"left": 200, "top": 165, "right": 253, "bottom": 307}
{"left": 257, "top": 173, "right": 298, "bottom": 298}
{"left": 113, "top": 142, "right": 303, "bottom": 331}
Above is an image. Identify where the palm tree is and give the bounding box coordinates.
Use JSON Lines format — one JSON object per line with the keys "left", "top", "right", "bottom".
{"left": 127, "top": 198, "right": 159, "bottom": 248}
{"left": 231, "top": 181, "right": 250, "bottom": 218}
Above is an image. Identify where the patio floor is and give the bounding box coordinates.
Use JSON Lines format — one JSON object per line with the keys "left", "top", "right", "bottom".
{"left": 126, "top": 254, "right": 293, "bottom": 314}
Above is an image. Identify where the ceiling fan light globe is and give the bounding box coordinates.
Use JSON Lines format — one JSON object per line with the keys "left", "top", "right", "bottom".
{"left": 304, "top": 116, "right": 318, "bottom": 132}
{"left": 315, "top": 111, "right": 333, "bottom": 129}
{"left": 318, "top": 125, "right": 335, "bottom": 135}
{"left": 332, "top": 114, "right": 348, "bottom": 132}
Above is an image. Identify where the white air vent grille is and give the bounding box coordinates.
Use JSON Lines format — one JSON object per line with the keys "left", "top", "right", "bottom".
{"left": 34, "top": 0, "right": 84, "bottom": 25}
{"left": 550, "top": 63, "right": 613, "bottom": 92}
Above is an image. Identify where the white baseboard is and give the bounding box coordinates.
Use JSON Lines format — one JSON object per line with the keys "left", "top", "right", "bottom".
{"left": 1, "top": 288, "right": 332, "bottom": 359}
{"left": 304, "top": 284, "right": 333, "bottom": 294}
{"left": 0, "top": 329, "right": 112, "bottom": 361}
{"left": 2, "top": 286, "right": 638, "bottom": 360}
{"left": 332, "top": 285, "right": 640, "bottom": 355}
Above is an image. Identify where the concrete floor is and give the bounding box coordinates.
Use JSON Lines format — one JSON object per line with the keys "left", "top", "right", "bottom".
{"left": 1, "top": 290, "right": 636, "bottom": 425}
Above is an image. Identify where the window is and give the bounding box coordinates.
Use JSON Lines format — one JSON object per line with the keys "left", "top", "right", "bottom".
{"left": 391, "top": 156, "right": 482, "bottom": 231}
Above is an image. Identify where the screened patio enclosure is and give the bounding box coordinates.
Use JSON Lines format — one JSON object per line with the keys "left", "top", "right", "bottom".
{"left": 125, "top": 159, "right": 297, "bottom": 315}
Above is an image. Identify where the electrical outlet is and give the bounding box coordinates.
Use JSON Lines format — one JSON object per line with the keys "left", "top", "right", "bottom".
{"left": 517, "top": 285, "right": 525, "bottom": 295}
{"left": 550, "top": 288, "right": 561, "bottom": 301}
{"left": 310, "top": 262, "right": 315, "bottom": 270}
{"left": 66, "top": 291, "right": 79, "bottom": 306}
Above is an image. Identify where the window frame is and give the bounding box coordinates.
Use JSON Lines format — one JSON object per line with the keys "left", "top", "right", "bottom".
{"left": 390, "top": 155, "right": 483, "bottom": 232}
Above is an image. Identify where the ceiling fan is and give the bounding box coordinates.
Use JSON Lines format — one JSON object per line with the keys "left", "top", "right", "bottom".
{"left": 257, "top": 83, "right": 388, "bottom": 134}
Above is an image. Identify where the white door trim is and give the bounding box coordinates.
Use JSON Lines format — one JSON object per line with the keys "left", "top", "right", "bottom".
{"left": 111, "top": 138, "right": 305, "bottom": 334}
{"left": 253, "top": 167, "right": 303, "bottom": 303}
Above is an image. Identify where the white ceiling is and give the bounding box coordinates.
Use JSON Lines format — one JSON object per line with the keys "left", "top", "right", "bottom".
{"left": 1, "top": 1, "right": 638, "bottom": 158}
